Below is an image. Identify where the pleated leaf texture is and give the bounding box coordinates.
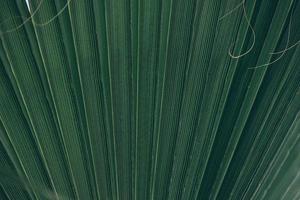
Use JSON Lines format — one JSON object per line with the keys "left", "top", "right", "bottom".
{"left": 0, "top": 0, "right": 300, "bottom": 199}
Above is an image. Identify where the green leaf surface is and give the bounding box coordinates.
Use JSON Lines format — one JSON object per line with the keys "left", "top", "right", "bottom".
{"left": 0, "top": 0, "right": 299, "bottom": 199}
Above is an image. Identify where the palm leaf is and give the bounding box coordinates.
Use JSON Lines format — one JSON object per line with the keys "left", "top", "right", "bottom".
{"left": 0, "top": 0, "right": 299, "bottom": 199}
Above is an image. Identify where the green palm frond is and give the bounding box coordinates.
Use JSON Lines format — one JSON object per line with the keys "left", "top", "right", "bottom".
{"left": 0, "top": 0, "right": 299, "bottom": 199}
